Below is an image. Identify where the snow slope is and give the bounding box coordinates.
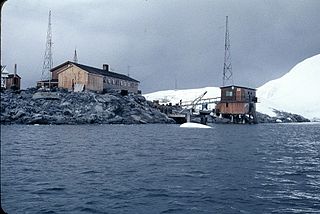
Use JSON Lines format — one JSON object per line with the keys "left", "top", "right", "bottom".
{"left": 144, "top": 54, "right": 320, "bottom": 120}
{"left": 144, "top": 87, "right": 220, "bottom": 106}
{"left": 257, "top": 54, "right": 320, "bottom": 120}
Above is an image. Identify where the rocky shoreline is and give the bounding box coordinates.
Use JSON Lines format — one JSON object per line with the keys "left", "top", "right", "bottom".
{"left": 256, "top": 110, "right": 310, "bottom": 123}
{"left": 1, "top": 89, "right": 310, "bottom": 125}
{"left": 0, "top": 89, "right": 175, "bottom": 125}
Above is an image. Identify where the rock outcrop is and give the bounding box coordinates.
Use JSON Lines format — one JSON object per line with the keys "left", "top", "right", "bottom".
{"left": 256, "top": 110, "right": 310, "bottom": 123}
{"left": 1, "top": 89, "right": 175, "bottom": 125}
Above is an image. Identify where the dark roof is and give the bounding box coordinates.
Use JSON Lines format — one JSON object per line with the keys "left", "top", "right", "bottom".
{"left": 7, "top": 74, "right": 21, "bottom": 79}
{"left": 51, "top": 61, "right": 139, "bottom": 83}
{"left": 220, "top": 85, "right": 256, "bottom": 91}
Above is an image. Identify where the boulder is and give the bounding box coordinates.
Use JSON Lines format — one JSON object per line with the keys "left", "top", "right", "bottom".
{"left": 12, "top": 109, "right": 26, "bottom": 120}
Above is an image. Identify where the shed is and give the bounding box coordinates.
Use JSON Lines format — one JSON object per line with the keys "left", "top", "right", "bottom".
{"left": 215, "top": 85, "right": 258, "bottom": 123}
{"left": 5, "top": 74, "right": 21, "bottom": 90}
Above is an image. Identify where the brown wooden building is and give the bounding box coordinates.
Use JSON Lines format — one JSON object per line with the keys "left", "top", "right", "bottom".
{"left": 5, "top": 74, "right": 21, "bottom": 90}
{"left": 215, "top": 85, "right": 258, "bottom": 123}
{"left": 47, "top": 61, "right": 139, "bottom": 93}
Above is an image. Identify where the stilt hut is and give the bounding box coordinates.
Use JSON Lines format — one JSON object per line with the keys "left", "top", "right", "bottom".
{"left": 215, "top": 85, "right": 258, "bottom": 123}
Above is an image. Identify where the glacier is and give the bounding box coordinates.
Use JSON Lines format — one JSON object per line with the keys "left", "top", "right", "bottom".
{"left": 144, "top": 54, "right": 320, "bottom": 121}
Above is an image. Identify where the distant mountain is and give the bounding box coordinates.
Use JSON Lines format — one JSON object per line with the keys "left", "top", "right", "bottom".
{"left": 144, "top": 54, "right": 320, "bottom": 120}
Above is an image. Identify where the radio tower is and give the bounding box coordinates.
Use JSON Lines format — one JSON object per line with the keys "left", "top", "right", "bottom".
{"left": 222, "top": 16, "right": 233, "bottom": 86}
{"left": 41, "top": 10, "right": 53, "bottom": 82}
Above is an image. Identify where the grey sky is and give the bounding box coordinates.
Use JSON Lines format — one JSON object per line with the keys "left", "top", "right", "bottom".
{"left": 2, "top": 0, "right": 320, "bottom": 92}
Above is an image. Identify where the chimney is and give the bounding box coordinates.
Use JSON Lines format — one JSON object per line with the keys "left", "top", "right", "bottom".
{"left": 14, "top": 64, "right": 17, "bottom": 76}
{"left": 103, "top": 64, "right": 109, "bottom": 71}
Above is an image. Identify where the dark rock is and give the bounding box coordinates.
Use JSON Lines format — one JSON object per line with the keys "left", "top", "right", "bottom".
{"left": 12, "top": 109, "right": 26, "bottom": 120}
{"left": 27, "top": 116, "right": 49, "bottom": 125}
{"left": 63, "top": 109, "right": 73, "bottom": 116}
{"left": 1, "top": 90, "right": 179, "bottom": 125}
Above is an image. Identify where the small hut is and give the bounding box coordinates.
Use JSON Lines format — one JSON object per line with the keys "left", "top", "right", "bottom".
{"left": 5, "top": 74, "right": 21, "bottom": 90}
{"left": 215, "top": 85, "right": 258, "bottom": 123}
{"left": 2, "top": 64, "right": 21, "bottom": 90}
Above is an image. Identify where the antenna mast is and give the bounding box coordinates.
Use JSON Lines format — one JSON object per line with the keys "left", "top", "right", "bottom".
{"left": 223, "top": 16, "right": 233, "bottom": 86}
{"left": 41, "top": 10, "right": 53, "bottom": 82}
{"left": 73, "top": 48, "right": 78, "bottom": 63}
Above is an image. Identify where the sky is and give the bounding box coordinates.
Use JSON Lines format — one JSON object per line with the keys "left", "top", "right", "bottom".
{"left": 2, "top": 0, "right": 320, "bottom": 93}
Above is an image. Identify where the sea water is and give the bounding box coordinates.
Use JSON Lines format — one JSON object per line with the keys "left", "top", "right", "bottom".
{"left": 1, "top": 123, "right": 320, "bottom": 213}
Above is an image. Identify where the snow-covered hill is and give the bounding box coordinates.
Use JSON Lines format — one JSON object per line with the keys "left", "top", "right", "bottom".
{"left": 257, "top": 54, "right": 320, "bottom": 120}
{"left": 144, "top": 54, "right": 320, "bottom": 120}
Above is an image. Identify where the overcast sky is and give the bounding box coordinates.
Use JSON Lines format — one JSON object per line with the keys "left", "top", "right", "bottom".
{"left": 2, "top": 0, "right": 320, "bottom": 92}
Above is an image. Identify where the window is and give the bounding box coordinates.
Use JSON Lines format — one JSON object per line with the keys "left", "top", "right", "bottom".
{"left": 226, "top": 91, "right": 233, "bottom": 96}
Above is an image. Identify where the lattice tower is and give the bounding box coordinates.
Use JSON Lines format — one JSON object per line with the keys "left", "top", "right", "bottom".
{"left": 41, "top": 10, "right": 53, "bottom": 81}
{"left": 223, "top": 16, "right": 233, "bottom": 86}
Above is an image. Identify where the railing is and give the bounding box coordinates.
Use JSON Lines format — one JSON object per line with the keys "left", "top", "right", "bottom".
{"left": 180, "top": 97, "right": 221, "bottom": 107}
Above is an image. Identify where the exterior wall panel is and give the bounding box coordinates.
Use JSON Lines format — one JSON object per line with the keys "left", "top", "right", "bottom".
{"left": 58, "top": 65, "right": 89, "bottom": 90}
{"left": 216, "top": 102, "right": 249, "bottom": 114}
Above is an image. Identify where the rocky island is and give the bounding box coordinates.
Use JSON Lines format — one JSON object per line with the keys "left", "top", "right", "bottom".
{"left": 0, "top": 89, "right": 175, "bottom": 125}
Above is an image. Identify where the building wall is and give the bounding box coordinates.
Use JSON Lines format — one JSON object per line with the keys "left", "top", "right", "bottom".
{"left": 221, "top": 87, "right": 256, "bottom": 102}
{"left": 58, "top": 65, "right": 89, "bottom": 90}
{"left": 51, "top": 64, "right": 68, "bottom": 80}
{"left": 5, "top": 76, "right": 20, "bottom": 90}
{"left": 87, "top": 73, "right": 103, "bottom": 91}
{"left": 103, "top": 77, "right": 139, "bottom": 93}
{"left": 216, "top": 102, "right": 250, "bottom": 115}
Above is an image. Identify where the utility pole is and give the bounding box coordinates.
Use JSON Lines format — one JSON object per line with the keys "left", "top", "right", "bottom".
{"left": 41, "top": 10, "right": 53, "bottom": 88}
{"left": 223, "top": 16, "right": 233, "bottom": 86}
{"left": 0, "top": 0, "right": 7, "bottom": 83}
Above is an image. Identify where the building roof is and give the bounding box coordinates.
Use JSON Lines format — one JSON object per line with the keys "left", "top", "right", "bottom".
{"left": 7, "top": 74, "right": 21, "bottom": 79}
{"left": 220, "top": 85, "right": 256, "bottom": 91}
{"left": 51, "top": 61, "right": 139, "bottom": 83}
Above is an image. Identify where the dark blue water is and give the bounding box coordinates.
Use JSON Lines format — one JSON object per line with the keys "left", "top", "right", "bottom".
{"left": 1, "top": 123, "right": 320, "bottom": 213}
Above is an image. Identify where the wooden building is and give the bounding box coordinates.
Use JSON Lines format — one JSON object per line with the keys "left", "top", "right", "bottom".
{"left": 215, "top": 85, "right": 258, "bottom": 123}
{"left": 5, "top": 74, "right": 21, "bottom": 90}
{"left": 2, "top": 64, "right": 21, "bottom": 90}
{"left": 48, "top": 61, "right": 140, "bottom": 93}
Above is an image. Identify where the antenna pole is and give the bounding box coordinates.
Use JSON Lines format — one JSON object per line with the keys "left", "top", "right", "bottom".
{"left": 41, "top": 10, "right": 53, "bottom": 88}
{"left": 223, "top": 16, "right": 233, "bottom": 86}
{"left": 73, "top": 48, "right": 78, "bottom": 63}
